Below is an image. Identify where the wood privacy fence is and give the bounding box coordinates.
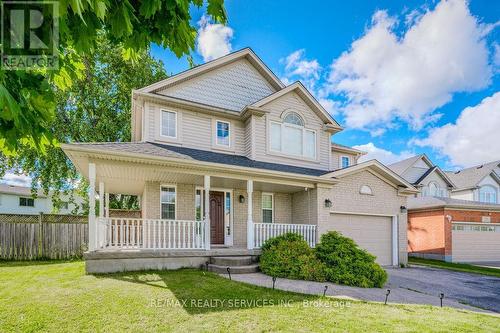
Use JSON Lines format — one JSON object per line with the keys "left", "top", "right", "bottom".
{"left": 0, "top": 213, "right": 88, "bottom": 260}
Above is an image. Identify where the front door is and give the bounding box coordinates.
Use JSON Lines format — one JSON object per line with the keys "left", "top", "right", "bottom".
{"left": 209, "top": 191, "right": 225, "bottom": 245}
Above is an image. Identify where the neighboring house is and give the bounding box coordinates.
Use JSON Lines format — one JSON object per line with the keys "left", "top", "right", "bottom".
{"left": 389, "top": 155, "right": 500, "bottom": 263}
{"left": 445, "top": 161, "right": 500, "bottom": 204}
{"left": 62, "top": 48, "right": 418, "bottom": 273}
{"left": 0, "top": 184, "right": 84, "bottom": 215}
{"left": 388, "top": 154, "right": 455, "bottom": 198}
{"left": 331, "top": 143, "right": 366, "bottom": 169}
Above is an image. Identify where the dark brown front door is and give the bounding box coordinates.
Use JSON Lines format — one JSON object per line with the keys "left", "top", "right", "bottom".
{"left": 209, "top": 191, "right": 225, "bottom": 245}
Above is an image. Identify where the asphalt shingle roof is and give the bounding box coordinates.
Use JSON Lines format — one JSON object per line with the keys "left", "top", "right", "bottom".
{"left": 445, "top": 160, "right": 500, "bottom": 190}
{"left": 408, "top": 196, "right": 500, "bottom": 210}
{"left": 388, "top": 155, "right": 424, "bottom": 176}
{"left": 69, "top": 142, "right": 330, "bottom": 177}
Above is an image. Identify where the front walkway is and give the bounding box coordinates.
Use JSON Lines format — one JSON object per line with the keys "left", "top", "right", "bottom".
{"left": 223, "top": 266, "right": 500, "bottom": 314}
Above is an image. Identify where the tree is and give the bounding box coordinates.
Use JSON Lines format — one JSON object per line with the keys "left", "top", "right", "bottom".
{"left": 0, "top": 0, "right": 226, "bottom": 155}
{"left": 0, "top": 32, "right": 168, "bottom": 210}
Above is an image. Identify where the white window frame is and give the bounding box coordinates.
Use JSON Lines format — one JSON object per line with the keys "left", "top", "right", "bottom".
{"left": 160, "top": 109, "right": 177, "bottom": 139}
{"left": 160, "top": 185, "right": 177, "bottom": 220}
{"left": 262, "top": 193, "right": 274, "bottom": 223}
{"left": 340, "top": 156, "right": 350, "bottom": 169}
{"left": 428, "top": 182, "right": 440, "bottom": 197}
{"left": 269, "top": 120, "right": 317, "bottom": 160}
{"left": 215, "top": 119, "right": 231, "bottom": 148}
{"left": 479, "top": 185, "right": 497, "bottom": 204}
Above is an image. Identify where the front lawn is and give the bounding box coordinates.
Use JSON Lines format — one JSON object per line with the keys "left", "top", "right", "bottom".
{"left": 409, "top": 257, "right": 500, "bottom": 278}
{"left": 0, "top": 261, "right": 497, "bottom": 332}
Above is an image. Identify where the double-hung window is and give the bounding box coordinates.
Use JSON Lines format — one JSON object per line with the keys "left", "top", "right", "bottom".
{"left": 216, "top": 120, "right": 230, "bottom": 147}
{"left": 161, "top": 110, "right": 177, "bottom": 138}
{"left": 341, "top": 156, "right": 350, "bottom": 168}
{"left": 19, "top": 197, "right": 34, "bottom": 207}
{"left": 269, "top": 112, "right": 316, "bottom": 159}
{"left": 262, "top": 193, "right": 274, "bottom": 223}
{"left": 161, "top": 186, "right": 176, "bottom": 219}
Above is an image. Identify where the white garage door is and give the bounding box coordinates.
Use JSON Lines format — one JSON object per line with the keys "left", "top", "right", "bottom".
{"left": 326, "top": 214, "right": 393, "bottom": 266}
{"left": 452, "top": 223, "right": 500, "bottom": 262}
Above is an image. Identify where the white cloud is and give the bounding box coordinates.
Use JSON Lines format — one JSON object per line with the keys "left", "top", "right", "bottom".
{"left": 413, "top": 92, "right": 500, "bottom": 168}
{"left": 197, "top": 15, "right": 233, "bottom": 62}
{"left": 326, "top": 0, "right": 494, "bottom": 131}
{"left": 282, "top": 49, "right": 321, "bottom": 81}
{"left": 353, "top": 142, "right": 414, "bottom": 165}
{"left": 280, "top": 49, "right": 339, "bottom": 115}
{"left": 1, "top": 172, "right": 31, "bottom": 187}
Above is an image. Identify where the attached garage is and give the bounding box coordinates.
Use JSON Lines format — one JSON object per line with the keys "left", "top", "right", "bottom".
{"left": 327, "top": 213, "right": 397, "bottom": 266}
{"left": 451, "top": 223, "right": 500, "bottom": 262}
{"left": 407, "top": 197, "right": 500, "bottom": 263}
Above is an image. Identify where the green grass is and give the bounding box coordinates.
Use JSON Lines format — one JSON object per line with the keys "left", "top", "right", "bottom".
{"left": 0, "top": 261, "right": 498, "bottom": 332}
{"left": 409, "top": 257, "right": 500, "bottom": 278}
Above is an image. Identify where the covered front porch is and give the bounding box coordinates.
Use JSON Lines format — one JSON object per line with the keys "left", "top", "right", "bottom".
{"left": 85, "top": 159, "right": 327, "bottom": 255}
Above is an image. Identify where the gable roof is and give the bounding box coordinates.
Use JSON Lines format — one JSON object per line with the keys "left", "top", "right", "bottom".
{"left": 250, "top": 81, "right": 342, "bottom": 128}
{"left": 138, "top": 48, "right": 285, "bottom": 94}
{"left": 388, "top": 154, "right": 430, "bottom": 176}
{"left": 323, "top": 159, "right": 419, "bottom": 194}
{"left": 414, "top": 166, "right": 456, "bottom": 188}
{"left": 331, "top": 143, "right": 367, "bottom": 156}
{"left": 446, "top": 160, "right": 500, "bottom": 190}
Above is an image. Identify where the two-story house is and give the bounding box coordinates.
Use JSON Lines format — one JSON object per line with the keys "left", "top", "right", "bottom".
{"left": 0, "top": 184, "right": 83, "bottom": 215}
{"left": 389, "top": 155, "right": 500, "bottom": 263}
{"left": 446, "top": 161, "right": 500, "bottom": 204}
{"left": 62, "top": 48, "right": 418, "bottom": 273}
{"left": 388, "top": 154, "right": 455, "bottom": 198}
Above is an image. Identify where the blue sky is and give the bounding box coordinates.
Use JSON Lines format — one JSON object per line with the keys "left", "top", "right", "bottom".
{"left": 151, "top": 0, "right": 500, "bottom": 170}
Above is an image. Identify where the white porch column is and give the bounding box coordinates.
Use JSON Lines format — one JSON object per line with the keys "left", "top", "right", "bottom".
{"left": 88, "top": 163, "right": 96, "bottom": 251}
{"left": 99, "top": 182, "right": 104, "bottom": 218}
{"left": 247, "top": 179, "right": 254, "bottom": 250}
{"left": 105, "top": 193, "right": 110, "bottom": 218}
{"left": 204, "top": 175, "right": 211, "bottom": 250}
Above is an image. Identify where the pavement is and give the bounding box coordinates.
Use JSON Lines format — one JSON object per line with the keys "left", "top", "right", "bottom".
{"left": 223, "top": 265, "right": 500, "bottom": 314}
{"left": 467, "top": 261, "right": 500, "bottom": 269}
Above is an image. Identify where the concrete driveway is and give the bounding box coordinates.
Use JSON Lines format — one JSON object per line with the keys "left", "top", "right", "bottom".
{"left": 226, "top": 266, "right": 500, "bottom": 313}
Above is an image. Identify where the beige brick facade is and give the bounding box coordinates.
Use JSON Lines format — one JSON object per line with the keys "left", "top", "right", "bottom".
{"left": 139, "top": 171, "right": 409, "bottom": 265}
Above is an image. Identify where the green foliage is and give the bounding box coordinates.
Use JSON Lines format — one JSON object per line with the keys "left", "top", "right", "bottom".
{"left": 260, "top": 231, "right": 387, "bottom": 288}
{"left": 1, "top": 33, "right": 167, "bottom": 209}
{"left": 0, "top": 0, "right": 227, "bottom": 155}
{"left": 315, "top": 232, "right": 388, "bottom": 288}
{"left": 260, "top": 233, "right": 327, "bottom": 281}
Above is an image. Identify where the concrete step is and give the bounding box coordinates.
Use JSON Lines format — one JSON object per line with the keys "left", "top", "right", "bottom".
{"left": 208, "top": 264, "right": 260, "bottom": 274}
{"left": 210, "top": 256, "right": 253, "bottom": 266}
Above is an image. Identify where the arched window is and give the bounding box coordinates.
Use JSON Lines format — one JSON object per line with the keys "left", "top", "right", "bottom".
{"left": 359, "top": 185, "right": 373, "bottom": 195}
{"left": 479, "top": 185, "right": 497, "bottom": 203}
{"left": 283, "top": 112, "right": 304, "bottom": 126}
{"left": 429, "top": 182, "right": 439, "bottom": 197}
{"left": 270, "top": 111, "right": 316, "bottom": 159}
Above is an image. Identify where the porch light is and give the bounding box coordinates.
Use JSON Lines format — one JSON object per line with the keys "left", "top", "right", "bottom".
{"left": 239, "top": 195, "right": 245, "bottom": 204}
{"left": 324, "top": 199, "right": 332, "bottom": 208}
{"left": 400, "top": 206, "right": 407, "bottom": 213}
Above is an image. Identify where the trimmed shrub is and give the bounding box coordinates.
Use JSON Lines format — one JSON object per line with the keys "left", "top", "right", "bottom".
{"left": 259, "top": 233, "right": 327, "bottom": 281}
{"left": 315, "top": 231, "right": 387, "bottom": 288}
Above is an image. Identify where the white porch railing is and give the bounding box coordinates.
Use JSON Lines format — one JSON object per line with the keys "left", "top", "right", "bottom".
{"left": 253, "top": 223, "right": 317, "bottom": 248}
{"left": 96, "top": 218, "right": 207, "bottom": 250}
